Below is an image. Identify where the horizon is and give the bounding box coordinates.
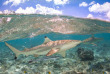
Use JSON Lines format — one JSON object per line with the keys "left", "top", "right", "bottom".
{"left": 1, "top": 13, "right": 110, "bottom": 23}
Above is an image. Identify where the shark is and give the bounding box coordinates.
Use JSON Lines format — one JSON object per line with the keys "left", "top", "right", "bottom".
{"left": 5, "top": 36, "right": 102, "bottom": 58}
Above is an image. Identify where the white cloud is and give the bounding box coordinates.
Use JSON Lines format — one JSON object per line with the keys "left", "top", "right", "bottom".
{"left": 45, "top": 0, "right": 69, "bottom": 5}
{"left": 107, "top": 11, "right": 110, "bottom": 19}
{"left": 89, "top": 2, "right": 110, "bottom": 19}
{"left": 36, "top": 4, "right": 62, "bottom": 15}
{"left": 3, "top": 0, "right": 29, "bottom": 6}
{"left": 87, "top": 14, "right": 94, "bottom": 19}
{"left": 79, "top": 2, "right": 88, "bottom": 7}
{"left": 0, "top": 10, "right": 15, "bottom": 14}
{"left": 89, "top": 1, "right": 95, "bottom": 5}
{"left": 15, "top": 7, "right": 36, "bottom": 14}
{"left": 0, "top": 11, "right": 2, "bottom": 14}
{"left": 79, "top": 1, "right": 95, "bottom": 7}
{"left": 3, "top": 10, "right": 15, "bottom": 14}
{"left": 15, "top": 4, "right": 62, "bottom": 15}
{"left": 46, "top": 0, "right": 52, "bottom": 2}
{"left": 4, "top": 0, "right": 69, "bottom": 6}
{"left": 54, "top": 0, "right": 69, "bottom": 5}
{"left": 89, "top": 2, "right": 110, "bottom": 13}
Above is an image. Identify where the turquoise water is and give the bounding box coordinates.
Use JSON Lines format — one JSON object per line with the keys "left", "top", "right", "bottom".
{"left": 0, "top": 32, "right": 110, "bottom": 73}
{"left": 0, "top": 14, "right": 110, "bottom": 74}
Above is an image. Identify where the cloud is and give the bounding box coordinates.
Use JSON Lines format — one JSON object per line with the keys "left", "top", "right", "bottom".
{"left": 3, "top": 10, "right": 15, "bottom": 14}
{"left": 54, "top": 0, "right": 69, "bottom": 5}
{"left": 89, "top": 1, "right": 95, "bottom": 5}
{"left": 89, "top": 2, "right": 110, "bottom": 19}
{"left": 45, "top": 0, "right": 69, "bottom": 5}
{"left": 15, "top": 4, "right": 62, "bottom": 15}
{"left": 89, "top": 2, "right": 110, "bottom": 13}
{"left": 3, "top": 0, "right": 29, "bottom": 6}
{"left": 79, "top": 2, "right": 88, "bottom": 7}
{"left": 107, "top": 11, "right": 110, "bottom": 19}
{"left": 79, "top": 1, "right": 95, "bottom": 7}
{"left": 46, "top": 0, "right": 52, "bottom": 2}
{"left": 0, "top": 10, "right": 15, "bottom": 14}
{"left": 36, "top": 4, "right": 62, "bottom": 14}
{"left": 87, "top": 14, "right": 94, "bottom": 19}
{"left": 0, "top": 11, "right": 2, "bottom": 14}
{"left": 4, "top": 0, "right": 69, "bottom": 6}
{"left": 15, "top": 7, "right": 36, "bottom": 14}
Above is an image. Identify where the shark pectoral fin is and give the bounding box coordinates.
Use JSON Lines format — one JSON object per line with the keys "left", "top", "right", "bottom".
{"left": 59, "top": 51, "right": 66, "bottom": 57}
{"left": 43, "top": 36, "right": 52, "bottom": 44}
{"left": 46, "top": 48, "right": 59, "bottom": 56}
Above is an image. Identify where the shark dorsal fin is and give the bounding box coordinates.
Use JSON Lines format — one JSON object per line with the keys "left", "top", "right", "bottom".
{"left": 59, "top": 51, "right": 66, "bottom": 57}
{"left": 44, "top": 36, "right": 52, "bottom": 44}
{"left": 91, "top": 34, "right": 95, "bottom": 40}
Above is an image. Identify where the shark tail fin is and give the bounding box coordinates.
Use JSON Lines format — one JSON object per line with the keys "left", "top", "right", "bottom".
{"left": 5, "top": 42, "right": 22, "bottom": 57}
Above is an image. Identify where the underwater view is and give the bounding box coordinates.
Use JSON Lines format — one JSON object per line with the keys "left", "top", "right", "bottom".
{"left": 0, "top": 14, "right": 110, "bottom": 74}
{"left": 0, "top": 0, "right": 110, "bottom": 74}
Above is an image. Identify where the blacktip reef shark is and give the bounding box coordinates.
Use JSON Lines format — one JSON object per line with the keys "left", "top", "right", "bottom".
{"left": 5, "top": 36, "right": 102, "bottom": 58}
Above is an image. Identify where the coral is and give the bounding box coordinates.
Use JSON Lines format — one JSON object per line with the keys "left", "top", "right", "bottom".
{"left": 77, "top": 48, "right": 94, "bottom": 61}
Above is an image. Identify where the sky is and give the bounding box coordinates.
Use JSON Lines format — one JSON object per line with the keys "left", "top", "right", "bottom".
{"left": 0, "top": 0, "right": 110, "bottom": 21}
